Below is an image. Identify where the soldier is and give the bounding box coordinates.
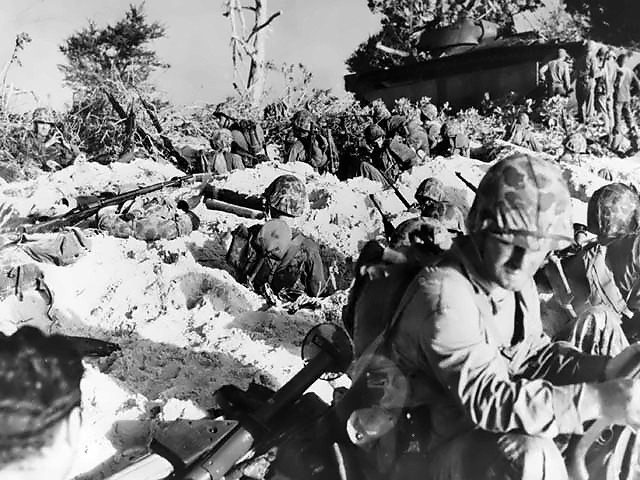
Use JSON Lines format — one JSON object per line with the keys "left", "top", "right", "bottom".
{"left": 230, "top": 119, "right": 267, "bottom": 167}
{"left": 504, "top": 112, "right": 542, "bottom": 152}
{"left": 419, "top": 102, "right": 442, "bottom": 152}
{"left": 97, "top": 194, "right": 200, "bottom": 241}
{"left": 371, "top": 101, "right": 408, "bottom": 139}
{"left": 364, "top": 124, "right": 418, "bottom": 184}
{"left": 613, "top": 52, "right": 640, "bottom": 149}
{"left": 0, "top": 327, "right": 84, "bottom": 480}
{"left": 262, "top": 174, "right": 307, "bottom": 219}
{"left": 414, "top": 177, "right": 467, "bottom": 234}
{"left": 343, "top": 154, "right": 640, "bottom": 480}
{"left": 594, "top": 47, "right": 613, "bottom": 135}
{"left": 539, "top": 48, "right": 572, "bottom": 97}
{"left": 575, "top": 41, "right": 600, "bottom": 123}
{"left": 550, "top": 183, "right": 640, "bottom": 343}
{"left": 285, "top": 110, "right": 333, "bottom": 173}
{"left": 199, "top": 129, "right": 245, "bottom": 175}
{"left": 22, "top": 107, "right": 80, "bottom": 171}
{"left": 226, "top": 219, "right": 326, "bottom": 301}
{"left": 432, "top": 120, "right": 470, "bottom": 157}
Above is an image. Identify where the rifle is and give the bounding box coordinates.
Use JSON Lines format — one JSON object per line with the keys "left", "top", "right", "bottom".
{"left": 104, "top": 90, "right": 156, "bottom": 155}
{"left": 14, "top": 174, "right": 196, "bottom": 234}
{"left": 136, "top": 91, "right": 191, "bottom": 169}
{"left": 369, "top": 194, "right": 396, "bottom": 240}
{"left": 376, "top": 169, "right": 412, "bottom": 210}
{"left": 105, "top": 323, "right": 353, "bottom": 480}
{"left": 454, "top": 171, "right": 478, "bottom": 193}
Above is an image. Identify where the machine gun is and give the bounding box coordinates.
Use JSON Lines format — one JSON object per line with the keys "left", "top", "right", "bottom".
{"left": 9, "top": 174, "right": 198, "bottom": 234}
{"left": 106, "top": 323, "right": 353, "bottom": 480}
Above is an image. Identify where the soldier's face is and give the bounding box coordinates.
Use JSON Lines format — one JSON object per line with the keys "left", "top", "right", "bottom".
{"left": 35, "top": 121, "right": 51, "bottom": 137}
{"left": 482, "top": 235, "right": 548, "bottom": 291}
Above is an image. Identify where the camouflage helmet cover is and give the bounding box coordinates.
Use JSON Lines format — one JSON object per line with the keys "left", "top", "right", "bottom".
{"left": 415, "top": 177, "right": 446, "bottom": 204}
{"left": 371, "top": 100, "right": 391, "bottom": 122}
{"left": 420, "top": 103, "right": 438, "bottom": 121}
{"left": 32, "top": 107, "right": 56, "bottom": 124}
{"left": 291, "top": 110, "right": 315, "bottom": 132}
{"left": 564, "top": 132, "right": 587, "bottom": 154}
{"left": 466, "top": 153, "right": 573, "bottom": 250}
{"left": 263, "top": 174, "right": 307, "bottom": 217}
{"left": 587, "top": 183, "right": 640, "bottom": 241}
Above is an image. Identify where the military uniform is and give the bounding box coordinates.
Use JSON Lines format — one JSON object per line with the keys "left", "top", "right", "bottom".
{"left": 432, "top": 122, "right": 470, "bottom": 158}
{"left": 21, "top": 108, "right": 80, "bottom": 171}
{"left": 370, "top": 137, "right": 418, "bottom": 183}
{"left": 504, "top": 114, "right": 542, "bottom": 152}
{"left": 344, "top": 156, "right": 636, "bottom": 480}
{"left": 285, "top": 110, "right": 332, "bottom": 172}
{"left": 228, "top": 222, "right": 326, "bottom": 300}
{"left": 414, "top": 177, "right": 467, "bottom": 234}
{"left": 614, "top": 65, "right": 640, "bottom": 139}
{"left": 540, "top": 52, "right": 572, "bottom": 96}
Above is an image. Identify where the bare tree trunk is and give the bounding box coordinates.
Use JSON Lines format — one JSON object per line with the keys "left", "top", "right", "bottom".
{"left": 247, "top": 0, "right": 267, "bottom": 106}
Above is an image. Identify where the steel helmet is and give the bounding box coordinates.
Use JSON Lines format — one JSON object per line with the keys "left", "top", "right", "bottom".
{"left": 32, "top": 107, "right": 56, "bottom": 124}
{"left": 420, "top": 102, "right": 438, "bottom": 121}
{"left": 371, "top": 101, "right": 391, "bottom": 122}
{"left": 415, "top": 177, "right": 446, "bottom": 204}
{"left": 364, "top": 124, "right": 385, "bottom": 143}
{"left": 564, "top": 132, "right": 587, "bottom": 154}
{"left": 466, "top": 153, "right": 573, "bottom": 250}
{"left": 291, "top": 110, "right": 315, "bottom": 132}
{"left": 263, "top": 174, "right": 307, "bottom": 217}
{"left": 587, "top": 183, "right": 640, "bottom": 241}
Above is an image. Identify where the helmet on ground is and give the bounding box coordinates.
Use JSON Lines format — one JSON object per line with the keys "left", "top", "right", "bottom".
{"left": 210, "top": 128, "right": 233, "bottom": 151}
{"left": 415, "top": 177, "right": 446, "bottom": 204}
{"left": 587, "top": 183, "right": 640, "bottom": 241}
{"left": 291, "top": 110, "right": 315, "bottom": 132}
{"left": 263, "top": 174, "right": 307, "bottom": 217}
{"left": 32, "top": 107, "right": 56, "bottom": 124}
{"left": 364, "top": 124, "right": 385, "bottom": 143}
{"left": 564, "top": 133, "right": 587, "bottom": 154}
{"left": 466, "top": 153, "right": 573, "bottom": 250}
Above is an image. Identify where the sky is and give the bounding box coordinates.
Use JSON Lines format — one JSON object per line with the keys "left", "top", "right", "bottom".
{"left": 1, "top": 0, "right": 381, "bottom": 111}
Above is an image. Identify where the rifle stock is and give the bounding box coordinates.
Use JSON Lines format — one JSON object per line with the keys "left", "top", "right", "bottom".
{"left": 368, "top": 194, "right": 396, "bottom": 240}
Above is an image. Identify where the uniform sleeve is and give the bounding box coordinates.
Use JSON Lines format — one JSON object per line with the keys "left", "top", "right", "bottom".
{"left": 413, "top": 269, "right": 595, "bottom": 437}
{"left": 303, "top": 242, "right": 326, "bottom": 296}
{"left": 563, "top": 64, "right": 572, "bottom": 90}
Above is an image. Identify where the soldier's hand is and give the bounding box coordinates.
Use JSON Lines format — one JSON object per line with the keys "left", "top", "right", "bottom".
{"left": 592, "top": 378, "right": 640, "bottom": 428}
{"left": 605, "top": 343, "right": 640, "bottom": 380}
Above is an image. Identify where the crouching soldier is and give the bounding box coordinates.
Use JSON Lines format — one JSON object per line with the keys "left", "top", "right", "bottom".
{"left": 226, "top": 219, "right": 326, "bottom": 301}
{"left": 340, "top": 154, "right": 640, "bottom": 480}
{"left": 285, "top": 110, "right": 336, "bottom": 173}
{"left": 432, "top": 120, "right": 470, "bottom": 157}
{"left": 200, "top": 128, "right": 245, "bottom": 175}
{"left": 21, "top": 107, "right": 81, "bottom": 171}
{"left": 414, "top": 177, "right": 468, "bottom": 234}
{"left": 0, "top": 327, "right": 84, "bottom": 480}
{"left": 97, "top": 194, "right": 199, "bottom": 241}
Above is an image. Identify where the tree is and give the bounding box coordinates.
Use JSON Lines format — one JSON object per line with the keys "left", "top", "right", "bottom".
{"left": 565, "top": 0, "right": 640, "bottom": 47}
{"left": 59, "top": 4, "right": 168, "bottom": 94}
{"left": 222, "top": 0, "right": 281, "bottom": 107}
{"left": 347, "top": 0, "right": 543, "bottom": 74}
{"left": 58, "top": 4, "right": 169, "bottom": 158}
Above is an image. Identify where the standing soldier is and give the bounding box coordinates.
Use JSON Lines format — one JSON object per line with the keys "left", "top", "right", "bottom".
{"left": 539, "top": 48, "right": 572, "bottom": 97}
{"left": 575, "top": 41, "right": 599, "bottom": 123}
{"left": 613, "top": 52, "right": 640, "bottom": 150}
{"left": 594, "top": 47, "right": 613, "bottom": 135}
{"left": 22, "top": 107, "right": 80, "bottom": 171}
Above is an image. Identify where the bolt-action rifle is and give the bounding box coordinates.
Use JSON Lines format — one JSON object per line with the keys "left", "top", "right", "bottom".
{"left": 10, "top": 174, "right": 198, "bottom": 234}
{"left": 377, "top": 169, "right": 412, "bottom": 210}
